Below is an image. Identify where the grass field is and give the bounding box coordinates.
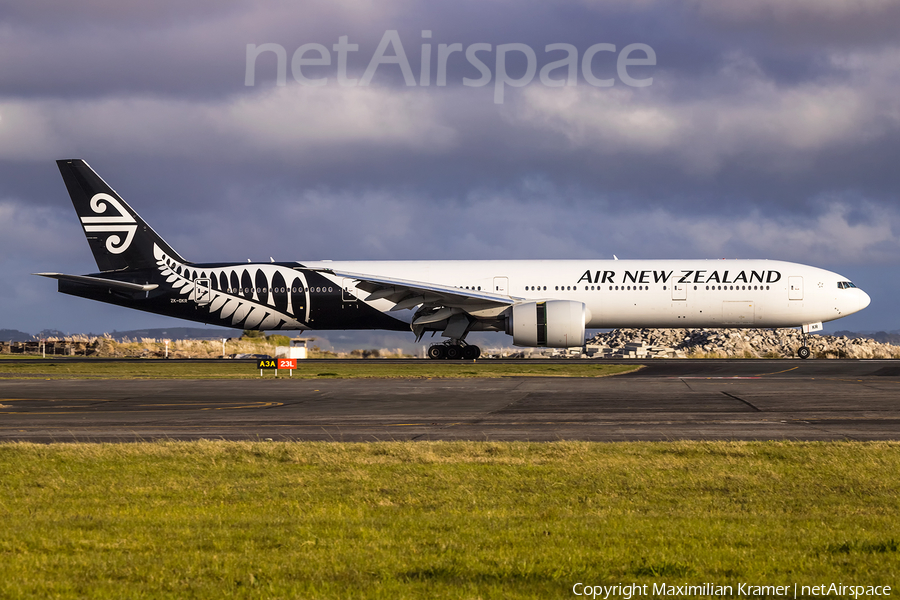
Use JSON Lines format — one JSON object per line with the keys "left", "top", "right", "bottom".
{"left": 0, "top": 441, "right": 897, "bottom": 599}
{"left": 0, "top": 360, "right": 638, "bottom": 380}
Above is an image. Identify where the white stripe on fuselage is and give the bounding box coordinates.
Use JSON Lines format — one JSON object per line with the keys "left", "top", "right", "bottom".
{"left": 303, "top": 259, "right": 870, "bottom": 328}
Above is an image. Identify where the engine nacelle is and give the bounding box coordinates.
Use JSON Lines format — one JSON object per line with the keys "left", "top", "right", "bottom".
{"left": 507, "top": 300, "right": 587, "bottom": 348}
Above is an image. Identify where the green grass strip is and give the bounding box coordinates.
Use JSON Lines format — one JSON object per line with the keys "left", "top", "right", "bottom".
{"left": 0, "top": 441, "right": 897, "bottom": 599}
{"left": 0, "top": 361, "right": 638, "bottom": 380}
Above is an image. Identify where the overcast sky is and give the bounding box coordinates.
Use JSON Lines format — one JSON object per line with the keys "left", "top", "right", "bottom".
{"left": 1, "top": 0, "right": 899, "bottom": 337}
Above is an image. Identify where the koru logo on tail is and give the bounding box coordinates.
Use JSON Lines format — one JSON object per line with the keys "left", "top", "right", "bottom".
{"left": 80, "top": 193, "right": 137, "bottom": 254}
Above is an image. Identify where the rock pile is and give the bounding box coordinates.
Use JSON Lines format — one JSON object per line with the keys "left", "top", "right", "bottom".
{"left": 585, "top": 328, "right": 900, "bottom": 359}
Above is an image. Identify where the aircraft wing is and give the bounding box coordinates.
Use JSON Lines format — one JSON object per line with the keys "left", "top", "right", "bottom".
{"left": 310, "top": 267, "right": 519, "bottom": 339}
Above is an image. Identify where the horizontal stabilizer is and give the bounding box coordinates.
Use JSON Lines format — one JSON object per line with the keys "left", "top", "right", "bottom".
{"left": 33, "top": 273, "right": 158, "bottom": 292}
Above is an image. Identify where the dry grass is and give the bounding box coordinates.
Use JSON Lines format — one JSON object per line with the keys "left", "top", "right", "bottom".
{"left": 5, "top": 336, "right": 380, "bottom": 359}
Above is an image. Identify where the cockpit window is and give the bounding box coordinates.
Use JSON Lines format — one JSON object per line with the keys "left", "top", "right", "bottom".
{"left": 837, "top": 281, "right": 857, "bottom": 289}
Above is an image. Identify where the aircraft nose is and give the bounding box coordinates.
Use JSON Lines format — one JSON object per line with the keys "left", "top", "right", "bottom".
{"left": 859, "top": 289, "right": 871, "bottom": 312}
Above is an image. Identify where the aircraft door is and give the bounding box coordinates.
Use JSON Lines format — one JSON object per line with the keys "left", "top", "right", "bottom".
{"left": 195, "top": 278, "right": 211, "bottom": 306}
{"left": 342, "top": 278, "right": 358, "bottom": 302}
{"left": 789, "top": 276, "right": 803, "bottom": 300}
{"left": 672, "top": 283, "right": 687, "bottom": 301}
{"left": 493, "top": 276, "right": 509, "bottom": 295}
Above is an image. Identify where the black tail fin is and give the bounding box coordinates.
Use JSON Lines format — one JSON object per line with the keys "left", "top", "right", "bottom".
{"left": 57, "top": 159, "right": 189, "bottom": 273}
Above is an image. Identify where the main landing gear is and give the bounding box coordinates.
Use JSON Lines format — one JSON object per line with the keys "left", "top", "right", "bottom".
{"left": 428, "top": 341, "right": 481, "bottom": 360}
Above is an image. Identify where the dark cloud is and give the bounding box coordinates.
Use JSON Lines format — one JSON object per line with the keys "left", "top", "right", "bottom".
{"left": 687, "top": 0, "right": 900, "bottom": 47}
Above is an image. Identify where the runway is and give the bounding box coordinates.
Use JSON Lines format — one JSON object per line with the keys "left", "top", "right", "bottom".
{"left": 1, "top": 360, "right": 899, "bottom": 442}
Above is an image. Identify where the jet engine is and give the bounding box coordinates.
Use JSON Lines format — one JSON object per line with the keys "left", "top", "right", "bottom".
{"left": 506, "top": 300, "right": 588, "bottom": 348}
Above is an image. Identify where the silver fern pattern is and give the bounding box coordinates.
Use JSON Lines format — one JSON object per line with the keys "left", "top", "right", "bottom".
{"left": 154, "top": 244, "right": 309, "bottom": 330}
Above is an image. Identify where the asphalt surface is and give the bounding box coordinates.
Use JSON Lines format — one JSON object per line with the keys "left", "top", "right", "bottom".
{"left": 1, "top": 359, "right": 899, "bottom": 442}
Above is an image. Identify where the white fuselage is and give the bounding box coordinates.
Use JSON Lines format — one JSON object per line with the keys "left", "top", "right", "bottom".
{"left": 305, "top": 259, "right": 870, "bottom": 329}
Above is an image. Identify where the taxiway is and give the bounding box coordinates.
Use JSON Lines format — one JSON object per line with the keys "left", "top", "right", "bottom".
{"left": 1, "top": 359, "right": 898, "bottom": 442}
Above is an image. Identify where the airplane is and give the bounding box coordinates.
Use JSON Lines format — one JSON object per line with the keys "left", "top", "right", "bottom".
{"left": 36, "top": 159, "right": 871, "bottom": 360}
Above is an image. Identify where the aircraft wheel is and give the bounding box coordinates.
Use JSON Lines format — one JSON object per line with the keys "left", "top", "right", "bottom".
{"left": 797, "top": 346, "right": 811, "bottom": 359}
{"left": 462, "top": 345, "right": 480, "bottom": 360}
{"left": 446, "top": 345, "right": 463, "bottom": 360}
{"left": 428, "top": 345, "right": 447, "bottom": 360}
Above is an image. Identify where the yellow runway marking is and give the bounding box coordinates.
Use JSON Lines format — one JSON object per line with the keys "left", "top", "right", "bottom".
{"left": 386, "top": 423, "right": 461, "bottom": 427}
{"left": 0, "top": 399, "right": 283, "bottom": 414}
{"left": 203, "top": 402, "right": 283, "bottom": 410}
{"left": 681, "top": 366, "right": 801, "bottom": 379}
{"left": 754, "top": 366, "right": 800, "bottom": 376}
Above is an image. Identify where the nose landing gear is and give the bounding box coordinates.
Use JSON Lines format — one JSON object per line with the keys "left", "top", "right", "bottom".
{"left": 797, "top": 328, "right": 811, "bottom": 359}
{"left": 428, "top": 340, "right": 481, "bottom": 360}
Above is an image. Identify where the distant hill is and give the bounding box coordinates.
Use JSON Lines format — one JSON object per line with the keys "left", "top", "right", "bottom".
{"left": 0, "top": 329, "right": 35, "bottom": 342}
{"left": 832, "top": 330, "right": 900, "bottom": 345}
{"left": 1, "top": 327, "right": 236, "bottom": 341}
{"left": 37, "top": 329, "right": 68, "bottom": 339}
{"left": 98, "top": 327, "right": 238, "bottom": 341}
